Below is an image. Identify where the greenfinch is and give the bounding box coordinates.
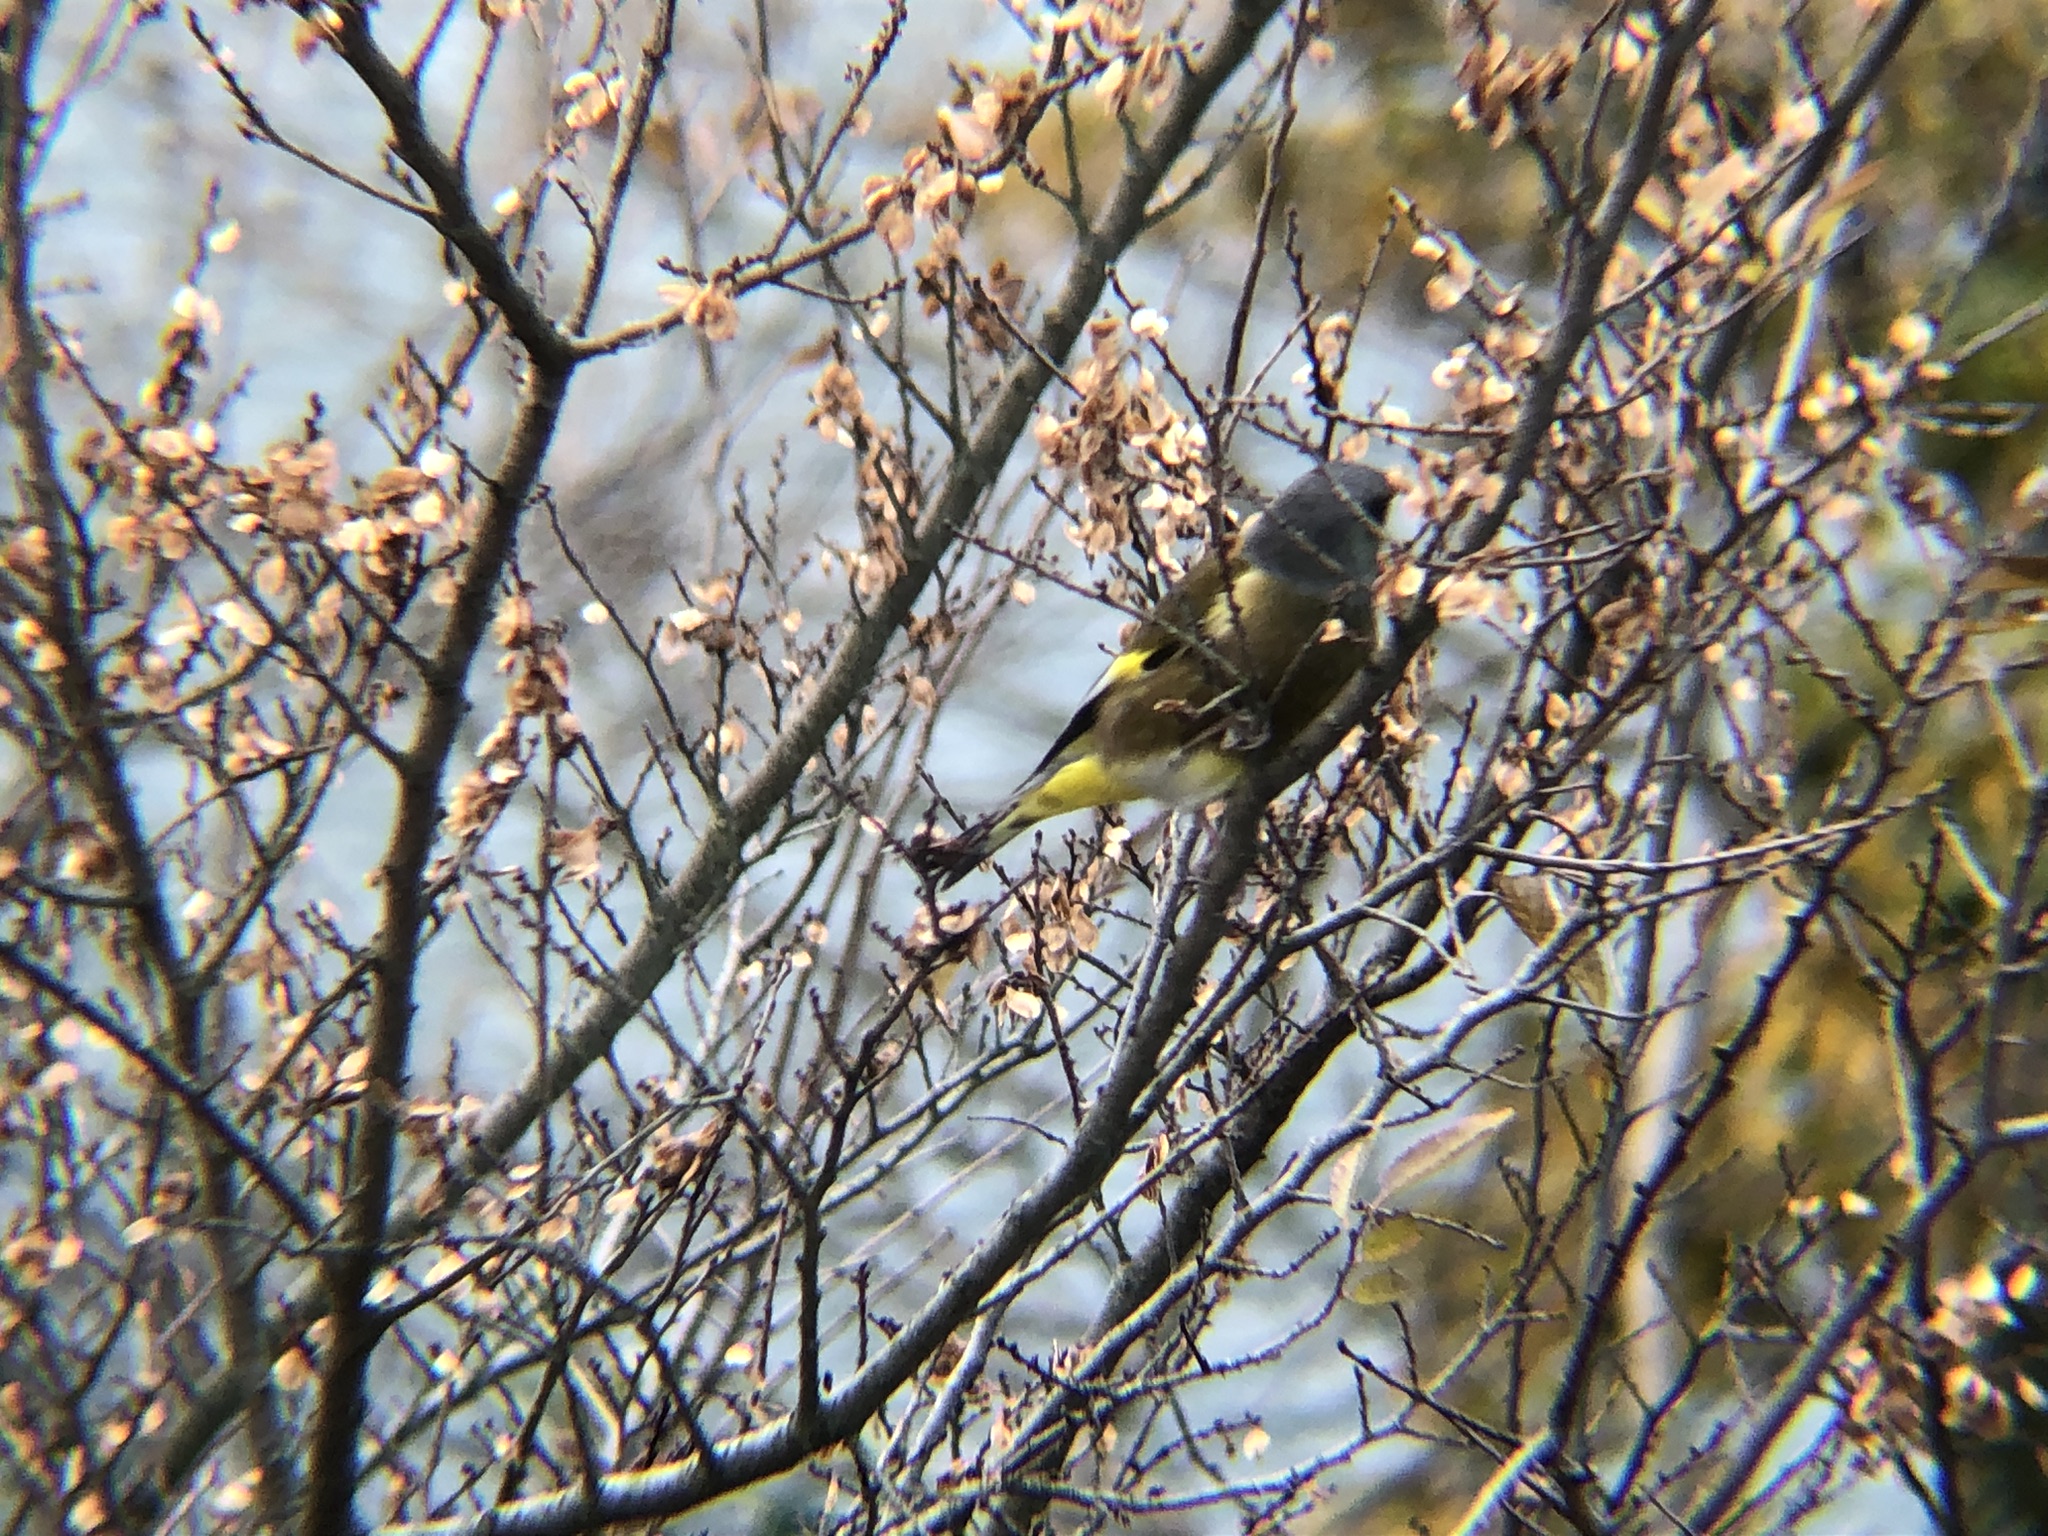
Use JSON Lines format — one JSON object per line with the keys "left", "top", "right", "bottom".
{"left": 917, "top": 460, "right": 1391, "bottom": 885}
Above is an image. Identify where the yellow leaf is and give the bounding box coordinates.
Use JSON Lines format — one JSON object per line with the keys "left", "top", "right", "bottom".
{"left": 1340, "top": 1215, "right": 1425, "bottom": 1306}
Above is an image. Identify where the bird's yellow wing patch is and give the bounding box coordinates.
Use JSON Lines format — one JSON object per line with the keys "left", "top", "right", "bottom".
{"left": 1098, "top": 645, "right": 1155, "bottom": 688}
{"left": 1008, "top": 755, "right": 1138, "bottom": 828}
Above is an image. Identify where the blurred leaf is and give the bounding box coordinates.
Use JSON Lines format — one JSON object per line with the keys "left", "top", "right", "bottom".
{"left": 1496, "top": 873, "right": 1612, "bottom": 1008}
{"left": 1372, "top": 1107, "right": 1517, "bottom": 1210}
{"left": 1341, "top": 1215, "right": 1426, "bottom": 1307}
{"left": 1329, "top": 1137, "right": 1369, "bottom": 1227}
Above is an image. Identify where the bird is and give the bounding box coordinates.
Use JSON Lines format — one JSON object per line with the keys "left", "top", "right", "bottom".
{"left": 913, "top": 460, "right": 1392, "bottom": 887}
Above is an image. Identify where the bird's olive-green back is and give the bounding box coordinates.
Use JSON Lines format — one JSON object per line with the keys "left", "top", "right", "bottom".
{"left": 1032, "top": 541, "right": 1371, "bottom": 775}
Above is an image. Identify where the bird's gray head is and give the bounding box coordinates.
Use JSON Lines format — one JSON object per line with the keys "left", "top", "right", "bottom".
{"left": 1240, "top": 461, "right": 1391, "bottom": 598}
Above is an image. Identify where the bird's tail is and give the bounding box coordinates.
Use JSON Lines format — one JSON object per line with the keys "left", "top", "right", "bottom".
{"left": 909, "top": 825, "right": 992, "bottom": 889}
{"left": 909, "top": 805, "right": 1029, "bottom": 889}
{"left": 911, "top": 757, "right": 1135, "bottom": 887}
